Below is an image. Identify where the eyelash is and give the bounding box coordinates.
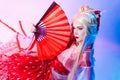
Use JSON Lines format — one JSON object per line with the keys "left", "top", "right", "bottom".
{"left": 77, "top": 27, "right": 83, "bottom": 30}
{"left": 73, "top": 26, "right": 83, "bottom": 30}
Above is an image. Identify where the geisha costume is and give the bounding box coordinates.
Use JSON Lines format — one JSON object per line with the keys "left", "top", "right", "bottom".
{"left": 52, "top": 9, "right": 101, "bottom": 80}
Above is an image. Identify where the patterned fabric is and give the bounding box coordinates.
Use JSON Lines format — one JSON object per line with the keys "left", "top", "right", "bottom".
{"left": 0, "top": 54, "right": 53, "bottom": 80}
{"left": 52, "top": 44, "right": 95, "bottom": 80}
{"left": 74, "top": 67, "right": 95, "bottom": 80}
{"left": 0, "top": 34, "right": 54, "bottom": 80}
{"left": 0, "top": 55, "right": 9, "bottom": 80}
{"left": 52, "top": 58, "right": 69, "bottom": 80}
{"left": 8, "top": 54, "right": 53, "bottom": 80}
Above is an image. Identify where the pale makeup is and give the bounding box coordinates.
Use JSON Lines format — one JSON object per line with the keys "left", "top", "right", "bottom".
{"left": 73, "top": 18, "right": 86, "bottom": 44}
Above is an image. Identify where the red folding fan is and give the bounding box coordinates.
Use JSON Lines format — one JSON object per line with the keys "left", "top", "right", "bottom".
{"left": 32, "top": 1, "right": 70, "bottom": 60}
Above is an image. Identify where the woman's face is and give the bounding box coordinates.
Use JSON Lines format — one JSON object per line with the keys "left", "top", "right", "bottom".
{"left": 73, "top": 19, "right": 86, "bottom": 43}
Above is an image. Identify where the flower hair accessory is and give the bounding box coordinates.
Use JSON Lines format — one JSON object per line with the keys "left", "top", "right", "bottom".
{"left": 79, "top": 5, "right": 93, "bottom": 13}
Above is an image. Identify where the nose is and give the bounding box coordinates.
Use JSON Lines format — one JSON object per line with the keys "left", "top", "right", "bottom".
{"left": 74, "top": 28, "right": 78, "bottom": 35}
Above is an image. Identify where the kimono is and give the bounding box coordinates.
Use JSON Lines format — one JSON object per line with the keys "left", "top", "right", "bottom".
{"left": 51, "top": 9, "right": 100, "bottom": 80}
{"left": 0, "top": 33, "right": 54, "bottom": 80}
{"left": 52, "top": 43, "right": 95, "bottom": 80}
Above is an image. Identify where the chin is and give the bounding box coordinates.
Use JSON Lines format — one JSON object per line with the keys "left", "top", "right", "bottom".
{"left": 76, "top": 40, "right": 83, "bottom": 43}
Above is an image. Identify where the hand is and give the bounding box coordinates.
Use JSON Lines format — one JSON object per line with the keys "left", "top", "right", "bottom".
{"left": 28, "top": 23, "right": 36, "bottom": 33}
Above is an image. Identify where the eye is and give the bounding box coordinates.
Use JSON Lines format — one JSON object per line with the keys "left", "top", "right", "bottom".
{"left": 77, "top": 27, "right": 83, "bottom": 30}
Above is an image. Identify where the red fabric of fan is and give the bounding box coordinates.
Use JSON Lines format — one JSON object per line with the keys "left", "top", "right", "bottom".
{"left": 34, "top": 1, "right": 71, "bottom": 60}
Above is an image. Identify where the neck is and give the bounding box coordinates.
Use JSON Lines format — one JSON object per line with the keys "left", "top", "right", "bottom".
{"left": 75, "top": 40, "right": 83, "bottom": 46}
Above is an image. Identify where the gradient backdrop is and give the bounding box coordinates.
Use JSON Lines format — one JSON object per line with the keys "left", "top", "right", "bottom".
{"left": 0, "top": 0, "right": 120, "bottom": 80}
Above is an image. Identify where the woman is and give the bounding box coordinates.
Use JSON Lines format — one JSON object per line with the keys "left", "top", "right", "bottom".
{"left": 52, "top": 5, "right": 101, "bottom": 80}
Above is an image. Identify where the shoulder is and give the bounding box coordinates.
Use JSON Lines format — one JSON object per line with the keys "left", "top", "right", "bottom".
{"left": 57, "top": 45, "right": 76, "bottom": 65}
{"left": 58, "top": 44, "right": 75, "bottom": 58}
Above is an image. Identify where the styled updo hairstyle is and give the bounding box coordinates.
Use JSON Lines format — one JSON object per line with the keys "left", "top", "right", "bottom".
{"left": 72, "top": 5, "right": 99, "bottom": 36}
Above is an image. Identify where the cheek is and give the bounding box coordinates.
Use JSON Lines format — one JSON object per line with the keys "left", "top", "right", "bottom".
{"left": 78, "top": 30, "right": 86, "bottom": 39}
{"left": 79, "top": 30, "right": 86, "bottom": 36}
